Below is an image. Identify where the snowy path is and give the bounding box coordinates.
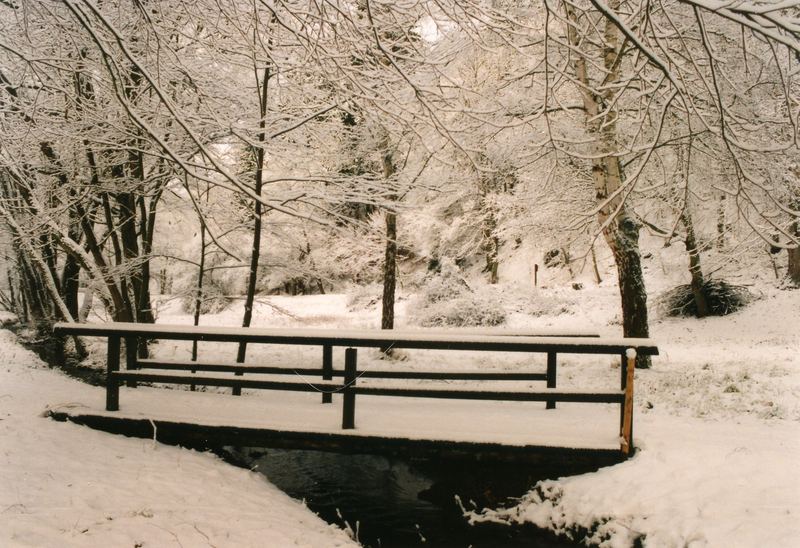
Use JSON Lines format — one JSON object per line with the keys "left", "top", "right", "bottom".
{"left": 0, "top": 330, "right": 356, "bottom": 548}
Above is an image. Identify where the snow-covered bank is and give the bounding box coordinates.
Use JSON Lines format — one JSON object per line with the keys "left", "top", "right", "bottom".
{"left": 470, "top": 413, "right": 800, "bottom": 547}
{"left": 466, "top": 288, "right": 800, "bottom": 547}
{"left": 0, "top": 330, "right": 356, "bottom": 548}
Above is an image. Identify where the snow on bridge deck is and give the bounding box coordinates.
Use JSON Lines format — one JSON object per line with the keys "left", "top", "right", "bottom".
{"left": 48, "top": 384, "right": 624, "bottom": 462}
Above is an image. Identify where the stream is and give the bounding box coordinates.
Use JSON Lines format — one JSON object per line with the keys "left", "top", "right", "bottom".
{"left": 221, "top": 446, "right": 586, "bottom": 548}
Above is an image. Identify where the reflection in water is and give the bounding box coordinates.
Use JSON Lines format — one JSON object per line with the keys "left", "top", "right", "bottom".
{"left": 224, "top": 448, "right": 580, "bottom": 548}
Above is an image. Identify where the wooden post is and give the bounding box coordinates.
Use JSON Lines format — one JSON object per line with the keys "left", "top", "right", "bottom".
{"left": 621, "top": 348, "right": 636, "bottom": 455}
{"left": 125, "top": 336, "right": 138, "bottom": 388}
{"left": 546, "top": 351, "right": 557, "bottom": 409}
{"left": 342, "top": 348, "right": 357, "bottom": 429}
{"left": 322, "top": 344, "right": 333, "bottom": 404}
{"left": 106, "top": 336, "right": 121, "bottom": 411}
{"left": 190, "top": 338, "right": 197, "bottom": 392}
{"left": 619, "top": 351, "right": 627, "bottom": 431}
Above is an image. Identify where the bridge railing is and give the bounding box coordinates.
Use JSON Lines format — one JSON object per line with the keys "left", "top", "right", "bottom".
{"left": 53, "top": 323, "right": 657, "bottom": 456}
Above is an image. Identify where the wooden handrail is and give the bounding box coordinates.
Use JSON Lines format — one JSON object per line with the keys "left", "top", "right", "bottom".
{"left": 136, "top": 358, "right": 549, "bottom": 381}
{"left": 110, "top": 371, "right": 623, "bottom": 403}
{"left": 53, "top": 322, "right": 659, "bottom": 355}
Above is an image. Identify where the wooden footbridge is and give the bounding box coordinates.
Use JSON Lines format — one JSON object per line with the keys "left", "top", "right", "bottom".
{"left": 51, "top": 322, "right": 658, "bottom": 464}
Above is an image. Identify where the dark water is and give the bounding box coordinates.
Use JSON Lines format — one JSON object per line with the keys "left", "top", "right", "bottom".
{"left": 222, "top": 447, "right": 581, "bottom": 548}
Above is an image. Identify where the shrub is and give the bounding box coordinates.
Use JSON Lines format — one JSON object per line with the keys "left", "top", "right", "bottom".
{"left": 416, "top": 295, "right": 506, "bottom": 327}
{"left": 657, "top": 279, "right": 753, "bottom": 317}
{"left": 511, "top": 288, "right": 575, "bottom": 317}
{"left": 419, "top": 259, "right": 472, "bottom": 304}
{"left": 410, "top": 258, "right": 506, "bottom": 327}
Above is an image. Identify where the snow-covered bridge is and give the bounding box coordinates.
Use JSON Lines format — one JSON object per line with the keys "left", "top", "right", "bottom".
{"left": 50, "top": 323, "right": 658, "bottom": 464}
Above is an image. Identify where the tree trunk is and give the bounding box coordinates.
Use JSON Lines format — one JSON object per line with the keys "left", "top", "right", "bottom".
{"left": 482, "top": 205, "right": 500, "bottom": 284}
{"left": 789, "top": 215, "right": 800, "bottom": 285}
{"left": 716, "top": 194, "right": 727, "bottom": 249}
{"left": 381, "top": 143, "right": 398, "bottom": 339}
{"left": 565, "top": 2, "right": 651, "bottom": 367}
{"left": 607, "top": 217, "right": 651, "bottom": 367}
{"left": 137, "top": 193, "right": 156, "bottom": 325}
{"left": 680, "top": 207, "right": 710, "bottom": 317}
{"left": 674, "top": 143, "right": 709, "bottom": 317}
{"left": 192, "top": 217, "right": 207, "bottom": 362}
{"left": 73, "top": 198, "right": 132, "bottom": 322}
{"left": 591, "top": 245, "right": 603, "bottom": 284}
{"left": 61, "top": 255, "right": 80, "bottom": 320}
{"left": 7, "top": 269, "right": 17, "bottom": 312}
{"left": 78, "top": 287, "right": 93, "bottom": 321}
{"left": 17, "top": 251, "right": 48, "bottom": 329}
{"left": 236, "top": 63, "right": 271, "bottom": 374}
{"left": 382, "top": 209, "right": 397, "bottom": 331}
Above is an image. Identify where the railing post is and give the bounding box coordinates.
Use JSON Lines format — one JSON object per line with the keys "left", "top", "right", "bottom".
{"left": 125, "top": 336, "right": 138, "bottom": 388}
{"left": 621, "top": 348, "right": 636, "bottom": 455}
{"left": 106, "top": 336, "right": 121, "bottom": 411}
{"left": 546, "top": 351, "right": 557, "bottom": 409}
{"left": 190, "top": 339, "right": 198, "bottom": 392}
{"left": 342, "top": 348, "right": 357, "bottom": 429}
{"left": 322, "top": 344, "right": 333, "bottom": 404}
{"left": 619, "top": 351, "right": 627, "bottom": 431}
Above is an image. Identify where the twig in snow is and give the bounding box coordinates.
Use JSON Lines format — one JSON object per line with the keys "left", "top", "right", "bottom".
{"left": 192, "top": 524, "right": 217, "bottom": 548}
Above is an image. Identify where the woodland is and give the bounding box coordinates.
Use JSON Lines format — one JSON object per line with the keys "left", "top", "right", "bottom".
{"left": 1, "top": 0, "right": 799, "bottom": 368}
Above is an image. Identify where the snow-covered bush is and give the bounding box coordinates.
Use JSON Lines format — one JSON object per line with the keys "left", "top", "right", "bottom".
{"left": 510, "top": 287, "right": 575, "bottom": 317}
{"left": 415, "top": 294, "right": 507, "bottom": 327}
{"left": 409, "top": 259, "right": 506, "bottom": 327}
{"left": 419, "top": 259, "right": 472, "bottom": 303}
{"left": 657, "top": 279, "right": 753, "bottom": 317}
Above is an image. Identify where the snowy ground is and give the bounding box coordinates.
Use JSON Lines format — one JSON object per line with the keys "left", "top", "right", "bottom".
{"left": 0, "top": 329, "right": 356, "bottom": 548}
{"left": 2, "top": 281, "right": 799, "bottom": 547}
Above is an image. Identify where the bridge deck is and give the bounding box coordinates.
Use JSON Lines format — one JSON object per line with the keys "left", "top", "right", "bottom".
{"left": 47, "top": 384, "right": 624, "bottom": 463}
